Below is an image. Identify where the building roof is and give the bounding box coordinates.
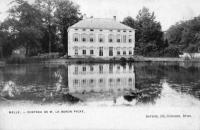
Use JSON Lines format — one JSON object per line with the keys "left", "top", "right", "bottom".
{"left": 70, "top": 18, "right": 134, "bottom": 30}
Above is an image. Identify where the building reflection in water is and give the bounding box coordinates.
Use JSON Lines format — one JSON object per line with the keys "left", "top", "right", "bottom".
{"left": 67, "top": 63, "right": 135, "bottom": 104}
{"left": 68, "top": 64, "right": 135, "bottom": 93}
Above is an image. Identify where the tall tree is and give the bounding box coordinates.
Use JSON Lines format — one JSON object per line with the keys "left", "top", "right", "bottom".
{"left": 34, "top": 0, "right": 57, "bottom": 53}
{"left": 1, "top": 0, "right": 44, "bottom": 56}
{"left": 123, "top": 7, "right": 164, "bottom": 56}
{"left": 54, "top": 0, "right": 82, "bottom": 55}
{"left": 166, "top": 16, "right": 200, "bottom": 53}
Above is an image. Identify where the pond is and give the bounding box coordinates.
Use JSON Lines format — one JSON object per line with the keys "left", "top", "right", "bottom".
{"left": 0, "top": 62, "right": 200, "bottom": 107}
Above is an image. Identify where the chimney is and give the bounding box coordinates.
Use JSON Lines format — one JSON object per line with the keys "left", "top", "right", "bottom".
{"left": 113, "top": 16, "right": 116, "bottom": 21}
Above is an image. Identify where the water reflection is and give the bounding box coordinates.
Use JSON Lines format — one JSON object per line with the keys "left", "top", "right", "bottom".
{"left": 0, "top": 62, "right": 200, "bottom": 107}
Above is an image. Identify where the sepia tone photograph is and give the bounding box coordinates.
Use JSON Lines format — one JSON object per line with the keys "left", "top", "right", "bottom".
{"left": 0, "top": 0, "right": 200, "bottom": 130}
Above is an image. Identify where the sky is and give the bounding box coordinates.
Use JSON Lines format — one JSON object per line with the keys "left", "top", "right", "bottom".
{"left": 0, "top": 0, "right": 200, "bottom": 31}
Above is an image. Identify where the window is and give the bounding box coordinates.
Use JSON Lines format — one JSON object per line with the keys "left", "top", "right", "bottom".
{"left": 129, "top": 78, "right": 132, "bottom": 82}
{"left": 99, "top": 47, "right": 103, "bottom": 56}
{"left": 75, "top": 38, "right": 78, "bottom": 42}
{"left": 82, "top": 38, "right": 86, "bottom": 42}
{"left": 82, "top": 50, "right": 86, "bottom": 55}
{"left": 90, "top": 66, "right": 94, "bottom": 71}
{"left": 100, "top": 30, "right": 103, "bottom": 31}
{"left": 82, "top": 79, "right": 86, "bottom": 84}
{"left": 73, "top": 79, "right": 79, "bottom": 85}
{"left": 81, "top": 34, "right": 87, "bottom": 42}
{"left": 99, "top": 78, "right": 103, "bottom": 83}
{"left": 89, "top": 34, "right": 95, "bottom": 42}
{"left": 74, "top": 66, "right": 78, "bottom": 74}
{"left": 116, "top": 34, "right": 121, "bottom": 43}
{"left": 108, "top": 34, "right": 114, "bottom": 43}
{"left": 129, "top": 31, "right": 132, "bottom": 32}
{"left": 109, "top": 64, "right": 113, "bottom": 73}
{"left": 123, "top": 30, "right": 126, "bottom": 32}
{"left": 98, "top": 34, "right": 104, "bottom": 43}
{"left": 129, "top": 51, "right": 132, "bottom": 55}
{"left": 90, "top": 50, "right": 94, "bottom": 55}
{"left": 75, "top": 49, "right": 78, "bottom": 55}
{"left": 117, "top": 78, "right": 120, "bottom": 82}
{"left": 117, "top": 51, "right": 120, "bottom": 55}
{"left": 117, "top": 66, "right": 120, "bottom": 70}
{"left": 99, "top": 65, "right": 103, "bottom": 73}
{"left": 117, "top": 30, "right": 120, "bottom": 32}
{"left": 109, "top": 78, "right": 113, "bottom": 83}
{"left": 82, "top": 66, "right": 86, "bottom": 71}
{"left": 123, "top": 35, "right": 127, "bottom": 43}
{"left": 73, "top": 34, "right": 79, "bottom": 42}
{"left": 128, "top": 35, "right": 132, "bottom": 43}
{"left": 82, "top": 29, "right": 86, "bottom": 31}
{"left": 123, "top": 51, "right": 126, "bottom": 55}
{"left": 90, "top": 29, "right": 94, "bottom": 31}
{"left": 90, "top": 38, "right": 94, "bottom": 42}
{"left": 109, "top": 47, "right": 113, "bottom": 56}
{"left": 90, "top": 79, "right": 94, "bottom": 84}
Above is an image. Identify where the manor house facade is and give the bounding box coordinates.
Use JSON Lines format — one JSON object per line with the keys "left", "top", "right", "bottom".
{"left": 68, "top": 17, "right": 135, "bottom": 58}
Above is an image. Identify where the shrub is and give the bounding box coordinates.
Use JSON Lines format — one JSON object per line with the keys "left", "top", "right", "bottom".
{"left": 163, "top": 45, "right": 180, "bottom": 57}
{"left": 120, "top": 57, "right": 127, "bottom": 63}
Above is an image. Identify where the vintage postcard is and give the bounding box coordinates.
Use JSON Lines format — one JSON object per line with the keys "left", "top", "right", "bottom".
{"left": 0, "top": 0, "right": 200, "bottom": 130}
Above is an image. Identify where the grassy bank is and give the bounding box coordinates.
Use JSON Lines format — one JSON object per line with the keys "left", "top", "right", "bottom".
{"left": 5, "top": 56, "right": 200, "bottom": 65}
{"left": 5, "top": 56, "right": 49, "bottom": 64}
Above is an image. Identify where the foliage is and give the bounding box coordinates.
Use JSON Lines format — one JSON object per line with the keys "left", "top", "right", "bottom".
{"left": 0, "top": 0, "right": 82, "bottom": 58}
{"left": 123, "top": 7, "right": 165, "bottom": 57}
{"left": 163, "top": 45, "right": 180, "bottom": 57}
{"left": 54, "top": 0, "right": 82, "bottom": 53}
{"left": 166, "top": 16, "right": 200, "bottom": 53}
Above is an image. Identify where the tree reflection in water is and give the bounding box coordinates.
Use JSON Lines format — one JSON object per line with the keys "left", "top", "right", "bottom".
{"left": 0, "top": 62, "right": 200, "bottom": 106}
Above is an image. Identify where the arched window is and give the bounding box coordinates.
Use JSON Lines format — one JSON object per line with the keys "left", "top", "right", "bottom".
{"left": 98, "top": 34, "right": 105, "bottom": 43}
{"left": 73, "top": 33, "right": 79, "bottom": 42}
{"left": 116, "top": 34, "right": 121, "bottom": 43}
{"left": 89, "top": 34, "right": 95, "bottom": 42}
{"left": 81, "top": 34, "right": 88, "bottom": 42}
{"left": 108, "top": 34, "right": 114, "bottom": 43}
